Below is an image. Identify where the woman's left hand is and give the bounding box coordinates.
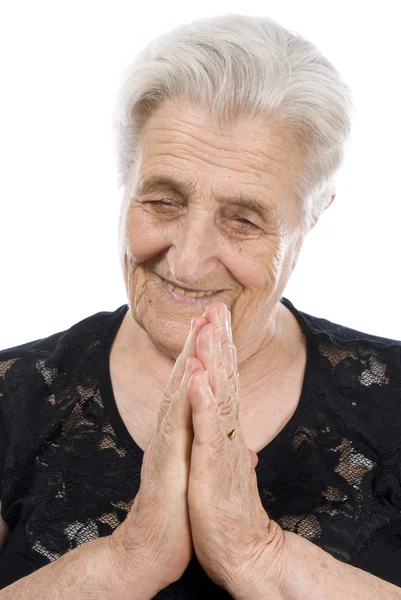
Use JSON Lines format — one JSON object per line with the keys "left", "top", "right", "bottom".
{"left": 187, "top": 301, "right": 287, "bottom": 596}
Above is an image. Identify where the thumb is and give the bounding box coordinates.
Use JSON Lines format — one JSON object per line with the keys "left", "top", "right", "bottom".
{"left": 248, "top": 448, "right": 259, "bottom": 469}
{"left": 165, "top": 356, "right": 204, "bottom": 431}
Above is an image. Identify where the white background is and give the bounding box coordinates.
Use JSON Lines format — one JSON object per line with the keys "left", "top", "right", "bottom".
{"left": 1, "top": 0, "right": 400, "bottom": 349}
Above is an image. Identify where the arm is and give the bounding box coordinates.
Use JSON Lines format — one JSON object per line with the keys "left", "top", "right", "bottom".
{"left": 0, "top": 503, "right": 8, "bottom": 552}
{"left": 232, "top": 531, "right": 401, "bottom": 600}
{"left": 0, "top": 536, "right": 161, "bottom": 600}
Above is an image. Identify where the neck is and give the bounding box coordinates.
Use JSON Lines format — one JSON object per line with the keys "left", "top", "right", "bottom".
{"left": 114, "top": 301, "right": 300, "bottom": 410}
{"left": 236, "top": 301, "right": 302, "bottom": 407}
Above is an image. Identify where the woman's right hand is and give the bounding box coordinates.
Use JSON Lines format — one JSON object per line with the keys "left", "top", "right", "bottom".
{"left": 107, "top": 315, "right": 208, "bottom": 593}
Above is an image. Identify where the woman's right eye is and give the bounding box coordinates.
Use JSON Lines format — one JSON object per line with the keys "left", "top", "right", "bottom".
{"left": 144, "top": 200, "right": 172, "bottom": 207}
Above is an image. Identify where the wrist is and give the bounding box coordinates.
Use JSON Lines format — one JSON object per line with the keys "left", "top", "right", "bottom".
{"left": 224, "top": 521, "right": 288, "bottom": 600}
{"left": 102, "top": 534, "right": 164, "bottom": 600}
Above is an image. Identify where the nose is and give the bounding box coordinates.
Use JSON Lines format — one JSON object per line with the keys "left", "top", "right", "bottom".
{"left": 166, "top": 211, "right": 219, "bottom": 287}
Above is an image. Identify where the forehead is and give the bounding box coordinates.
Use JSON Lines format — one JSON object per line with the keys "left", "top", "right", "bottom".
{"left": 138, "top": 101, "right": 303, "bottom": 175}
{"left": 133, "top": 102, "right": 304, "bottom": 221}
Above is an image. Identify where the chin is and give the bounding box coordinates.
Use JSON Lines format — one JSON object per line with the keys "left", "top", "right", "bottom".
{"left": 129, "top": 298, "right": 191, "bottom": 361}
{"left": 145, "top": 316, "right": 190, "bottom": 360}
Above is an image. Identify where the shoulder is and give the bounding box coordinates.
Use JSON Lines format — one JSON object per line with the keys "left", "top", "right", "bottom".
{"left": 0, "top": 304, "right": 128, "bottom": 367}
{"left": 287, "top": 298, "right": 399, "bottom": 356}
{"left": 283, "top": 297, "right": 401, "bottom": 378}
{"left": 291, "top": 302, "right": 401, "bottom": 446}
{"left": 292, "top": 301, "right": 401, "bottom": 348}
{"left": 307, "top": 306, "right": 400, "bottom": 387}
{"left": 0, "top": 304, "right": 128, "bottom": 418}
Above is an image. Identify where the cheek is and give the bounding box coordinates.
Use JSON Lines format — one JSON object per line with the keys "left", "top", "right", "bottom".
{"left": 223, "top": 242, "right": 280, "bottom": 292}
{"left": 124, "top": 209, "right": 171, "bottom": 263}
{"left": 122, "top": 205, "right": 284, "bottom": 292}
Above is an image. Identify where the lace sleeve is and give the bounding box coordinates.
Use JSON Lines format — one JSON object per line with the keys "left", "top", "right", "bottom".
{"left": 0, "top": 363, "right": 10, "bottom": 500}
{"left": 0, "top": 354, "right": 23, "bottom": 503}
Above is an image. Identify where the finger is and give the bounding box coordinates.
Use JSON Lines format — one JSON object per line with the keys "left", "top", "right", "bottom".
{"left": 188, "top": 369, "right": 226, "bottom": 450}
{"left": 188, "top": 370, "right": 256, "bottom": 482}
{"left": 201, "top": 301, "right": 226, "bottom": 324}
{"left": 218, "top": 305, "right": 240, "bottom": 418}
{"left": 150, "top": 357, "right": 204, "bottom": 479}
{"left": 169, "top": 316, "right": 209, "bottom": 390}
{"left": 157, "top": 316, "right": 208, "bottom": 430}
{"left": 196, "top": 324, "right": 237, "bottom": 437}
{"left": 248, "top": 448, "right": 259, "bottom": 469}
{"left": 196, "top": 324, "right": 232, "bottom": 417}
{"left": 164, "top": 356, "right": 204, "bottom": 432}
{"left": 202, "top": 304, "right": 240, "bottom": 419}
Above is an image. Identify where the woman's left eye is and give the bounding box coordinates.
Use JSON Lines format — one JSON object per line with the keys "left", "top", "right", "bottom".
{"left": 235, "top": 217, "right": 258, "bottom": 228}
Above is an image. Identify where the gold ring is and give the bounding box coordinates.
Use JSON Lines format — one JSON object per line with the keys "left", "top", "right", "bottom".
{"left": 227, "top": 429, "right": 236, "bottom": 440}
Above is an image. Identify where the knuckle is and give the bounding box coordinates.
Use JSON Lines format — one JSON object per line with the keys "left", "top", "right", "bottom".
{"left": 186, "top": 356, "right": 198, "bottom": 371}
{"left": 208, "top": 431, "right": 227, "bottom": 453}
{"left": 142, "top": 441, "right": 163, "bottom": 481}
{"left": 228, "top": 343, "right": 238, "bottom": 368}
{"left": 159, "top": 399, "right": 183, "bottom": 440}
{"left": 219, "top": 400, "right": 233, "bottom": 418}
{"left": 228, "top": 376, "right": 239, "bottom": 396}
{"left": 160, "top": 410, "right": 176, "bottom": 439}
{"left": 217, "top": 356, "right": 226, "bottom": 372}
{"left": 158, "top": 397, "right": 170, "bottom": 419}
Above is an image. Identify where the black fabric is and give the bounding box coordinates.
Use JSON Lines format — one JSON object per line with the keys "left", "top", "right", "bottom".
{"left": 0, "top": 297, "right": 401, "bottom": 595}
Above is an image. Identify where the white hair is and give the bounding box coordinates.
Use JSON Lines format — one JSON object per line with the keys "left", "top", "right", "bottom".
{"left": 113, "top": 13, "right": 355, "bottom": 234}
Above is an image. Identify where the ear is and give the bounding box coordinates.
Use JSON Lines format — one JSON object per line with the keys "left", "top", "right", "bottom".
{"left": 327, "top": 193, "right": 336, "bottom": 209}
{"left": 310, "top": 193, "right": 336, "bottom": 230}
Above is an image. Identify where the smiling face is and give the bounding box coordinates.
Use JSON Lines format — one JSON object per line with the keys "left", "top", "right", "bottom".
{"left": 118, "top": 100, "right": 309, "bottom": 361}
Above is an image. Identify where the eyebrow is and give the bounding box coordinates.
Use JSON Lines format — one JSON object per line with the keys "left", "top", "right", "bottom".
{"left": 135, "top": 175, "right": 274, "bottom": 222}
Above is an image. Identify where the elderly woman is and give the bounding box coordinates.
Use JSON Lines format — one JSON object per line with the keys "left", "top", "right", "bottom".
{"left": 0, "top": 12, "right": 401, "bottom": 600}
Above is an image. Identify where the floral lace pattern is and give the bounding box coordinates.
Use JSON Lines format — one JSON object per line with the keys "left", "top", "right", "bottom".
{"left": 0, "top": 299, "right": 401, "bottom": 594}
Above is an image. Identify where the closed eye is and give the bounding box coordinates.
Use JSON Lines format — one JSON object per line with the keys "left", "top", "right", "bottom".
{"left": 143, "top": 201, "right": 259, "bottom": 229}
{"left": 144, "top": 200, "right": 172, "bottom": 206}
{"left": 235, "top": 217, "right": 258, "bottom": 228}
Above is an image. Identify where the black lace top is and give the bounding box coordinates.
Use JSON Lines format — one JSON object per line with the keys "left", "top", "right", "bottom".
{"left": 1, "top": 297, "right": 401, "bottom": 596}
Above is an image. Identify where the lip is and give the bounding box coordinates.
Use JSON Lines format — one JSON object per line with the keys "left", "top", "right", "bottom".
{"left": 156, "top": 274, "right": 222, "bottom": 304}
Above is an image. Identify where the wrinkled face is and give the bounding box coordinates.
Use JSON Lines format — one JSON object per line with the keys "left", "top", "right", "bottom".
{"left": 119, "top": 101, "right": 308, "bottom": 361}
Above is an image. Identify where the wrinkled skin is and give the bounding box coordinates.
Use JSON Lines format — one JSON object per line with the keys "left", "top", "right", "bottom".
{"left": 187, "top": 302, "right": 285, "bottom": 594}
{"left": 110, "top": 99, "right": 335, "bottom": 592}
{"left": 109, "top": 316, "right": 207, "bottom": 591}
{"left": 118, "top": 99, "right": 334, "bottom": 372}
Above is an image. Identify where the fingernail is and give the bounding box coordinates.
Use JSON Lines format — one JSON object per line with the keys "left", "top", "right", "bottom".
{"left": 214, "top": 328, "right": 222, "bottom": 354}
{"left": 202, "top": 371, "right": 214, "bottom": 398}
{"left": 218, "top": 305, "right": 227, "bottom": 323}
{"left": 191, "top": 317, "right": 201, "bottom": 332}
{"left": 218, "top": 306, "right": 231, "bottom": 339}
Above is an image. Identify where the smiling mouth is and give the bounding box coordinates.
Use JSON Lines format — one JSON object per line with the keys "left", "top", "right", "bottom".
{"left": 165, "top": 281, "right": 217, "bottom": 298}
{"left": 157, "top": 275, "right": 220, "bottom": 300}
